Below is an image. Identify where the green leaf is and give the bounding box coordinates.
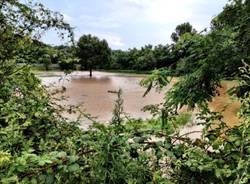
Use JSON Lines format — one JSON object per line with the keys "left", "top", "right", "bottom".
{"left": 68, "top": 163, "right": 80, "bottom": 172}
{"left": 1, "top": 176, "right": 18, "bottom": 183}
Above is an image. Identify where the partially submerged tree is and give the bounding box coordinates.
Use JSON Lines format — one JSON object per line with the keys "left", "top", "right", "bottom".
{"left": 77, "top": 34, "right": 111, "bottom": 77}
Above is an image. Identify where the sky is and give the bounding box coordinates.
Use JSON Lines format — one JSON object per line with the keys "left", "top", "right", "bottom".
{"left": 38, "top": 0, "right": 228, "bottom": 50}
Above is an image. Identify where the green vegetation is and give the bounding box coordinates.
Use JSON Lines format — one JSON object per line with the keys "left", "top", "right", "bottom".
{"left": 171, "top": 22, "right": 197, "bottom": 43}
{"left": 76, "top": 34, "right": 111, "bottom": 77}
{"left": 1, "top": 0, "right": 250, "bottom": 183}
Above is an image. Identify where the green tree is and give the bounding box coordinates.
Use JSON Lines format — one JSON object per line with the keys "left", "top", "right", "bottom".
{"left": 134, "top": 51, "right": 156, "bottom": 71}
{"left": 40, "top": 53, "right": 52, "bottom": 70}
{"left": 111, "top": 50, "right": 130, "bottom": 69}
{"left": 212, "top": 0, "right": 250, "bottom": 63}
{"left": 52, "top": 45, "right": 78, "bottom": 70}
{"left": 171, "top": 22, "right": 197, "bottom": 42}
{"left": 77, "top": 34, "right": 111, "bottom": 77}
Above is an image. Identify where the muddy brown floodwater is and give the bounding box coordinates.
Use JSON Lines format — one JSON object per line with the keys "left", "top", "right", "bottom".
{"left": 39, "top": 71, "right": 166, "bottom": 128}
{"left": 39, "top": 71, "right": 240, "bottom": 130}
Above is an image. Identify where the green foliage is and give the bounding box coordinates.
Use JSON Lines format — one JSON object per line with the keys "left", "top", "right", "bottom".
{"left": 40, "top": 53, "right": 52, "bottom": 71}
{"left": 110, "top": 50, "right": 131, "bottom": 69}
{"left": 140, "top": 69, "right": 170, "bottom": 97}
{"left": 138, "top": 0, "right": 250, "bottom": 183}
{"left": 212, "top": 0, "right": 250, "bottom": 62}
{"left": 58, "top": 58, "right": 77, "bottom": 71}
{"left": 0, "top": 64, "right": 155, "bottom": 183}
{"left": 77, "top": 34, "right": 111, "bottom": 76}
{"left": 171, "top": 22, "right": 197, "bottom": 43}
{"left": 1, "top": 0, "right": 250, "bottom": 183}
{"left": 110, "top": 44, "right": 177, "bottom": 72}
{"left": 56, "top": 46, "right": 79, "bottom": 71}
{"left": 175, "top": 113, "right": 192, "bottom": 126}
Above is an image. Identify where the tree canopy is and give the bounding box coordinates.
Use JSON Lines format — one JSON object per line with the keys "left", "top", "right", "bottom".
{"left": 77, "top": 34, "right": 111, "bottom": 77}
{"left": 171, "top": 22, "right": 197, "bottom": 42}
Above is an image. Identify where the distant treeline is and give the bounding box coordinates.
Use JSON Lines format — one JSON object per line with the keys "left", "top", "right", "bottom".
{"left": 18, "top": 21, "right": 244, "bottom": 78}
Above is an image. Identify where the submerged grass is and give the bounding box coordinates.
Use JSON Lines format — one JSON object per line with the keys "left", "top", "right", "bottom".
{"left": 125, "top": 112, "right": 192, "bottom": 133}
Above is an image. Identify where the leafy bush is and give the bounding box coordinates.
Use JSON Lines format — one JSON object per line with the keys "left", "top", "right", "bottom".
{"left": 58, "top": 58, "right": 78, "bottom": 71}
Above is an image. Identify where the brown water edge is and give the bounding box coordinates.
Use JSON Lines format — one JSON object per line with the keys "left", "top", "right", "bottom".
{"left": 208, "top": 81, "right": 241, "bottom": 127}
{"left": 39, "top": 71, "right": 241, "bottom": 130}
{"left": 180, "top": 81, "right": 241, "bottom": 138}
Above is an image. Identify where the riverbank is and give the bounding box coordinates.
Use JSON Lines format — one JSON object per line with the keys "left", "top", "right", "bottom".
{"left": 29, "top": 63, "right": 152, "bottom": 75}
{"left": 34, "top": 70, "right": 151, "bottom": 78}
{"left": 97, "top": 69, "right": 152, "bottom": 75}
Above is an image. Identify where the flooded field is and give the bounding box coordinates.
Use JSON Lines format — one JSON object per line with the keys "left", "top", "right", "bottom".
{"left": 40, "top": 71, "right": 166, "bottom": 127}
{"left": 39, "top": 71, "right": 240, "bottom": 129}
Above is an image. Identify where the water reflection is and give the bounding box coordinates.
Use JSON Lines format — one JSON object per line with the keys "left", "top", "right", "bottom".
{"left": 71, "top": 75, "right": 111, "bottom": 83}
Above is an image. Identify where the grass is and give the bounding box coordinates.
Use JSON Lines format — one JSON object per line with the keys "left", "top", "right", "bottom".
{"left": 125, "top": 112, "right": 192, "bottom": 133}
{"left": 30, "top": 64, "right": 152, "bottom": 75}
{"left": 30, "top": 64, "right": 61, "bottom": 71}
{"left": 175, "top": 112, "right": 192, "bottom": 126}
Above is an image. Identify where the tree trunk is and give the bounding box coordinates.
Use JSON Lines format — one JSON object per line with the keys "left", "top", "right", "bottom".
{"left": 89, "top": 67, "right": 92, "bottom": 77}
{"left": 45, "top": 64, "right": 49, "bottom": 71}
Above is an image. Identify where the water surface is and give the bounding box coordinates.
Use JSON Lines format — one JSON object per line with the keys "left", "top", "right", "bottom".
{"left": 40, "top": 71, "right": 165, "bottom": 128}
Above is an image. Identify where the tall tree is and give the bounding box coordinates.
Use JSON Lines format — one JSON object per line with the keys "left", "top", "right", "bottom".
{"left": 212, "top": 0, "right": 250, "bottom": 63}
{"left": 171, "top": 22, "right": 196, "bottom": 42}
{"left": 77, "top": 34, "right": 111, "bottom": 77}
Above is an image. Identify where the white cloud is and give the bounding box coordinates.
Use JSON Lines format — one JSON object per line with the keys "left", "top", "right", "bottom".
{"left": 74, "top": 29, "right": 125, "bottom": 48}
{"left": 95, "top": 33, "right": 125, "bottom": 47}
{"left": 62, "top": 13, "right": 73, "bottom": 23}
{"left": 79, "top": 15, "right": 121, "bottom": 29}
{"left": 111, "top": 0, "right": 205, "bottom": 24}
{"left": 143, "top": 0, "right": 199, "bottom": 23}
